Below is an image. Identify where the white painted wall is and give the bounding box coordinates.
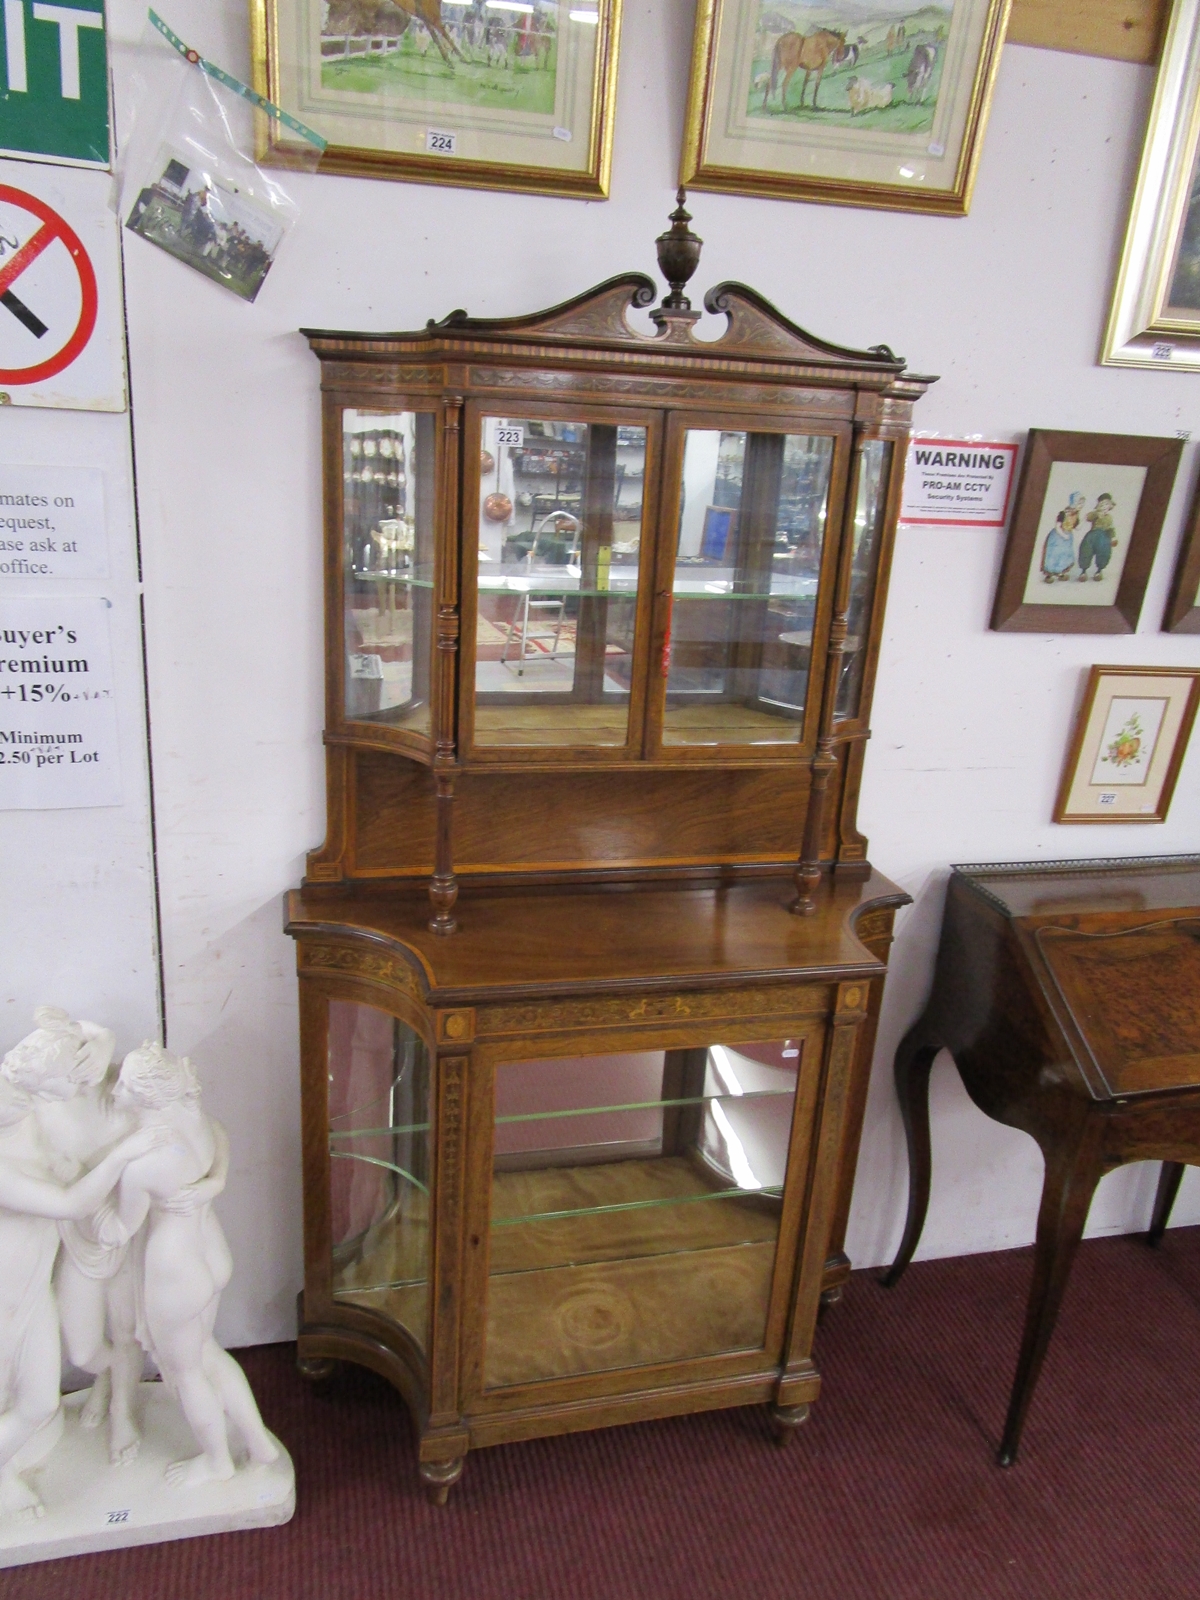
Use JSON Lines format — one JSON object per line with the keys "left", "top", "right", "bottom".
{"left": 0, "top": 406, "right": 160, "bottom": 1105}
{"left": 99, "top": 0, "right": 1200, "bottom": 1345}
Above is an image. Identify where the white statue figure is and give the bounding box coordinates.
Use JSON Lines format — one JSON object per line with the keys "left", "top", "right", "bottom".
{"left": 0, "top": 1025, "right": 167, "bottom": 1521}
{"left": 3, "top": 1008, "right": 230, "bottom": 1468}
{"left": 102, "top": 1043, "right": 279, "bottom": 1488}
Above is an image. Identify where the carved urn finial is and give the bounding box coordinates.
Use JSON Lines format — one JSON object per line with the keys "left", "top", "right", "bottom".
{"left": 655, "top": 188, "right": 703, "bottom": 311}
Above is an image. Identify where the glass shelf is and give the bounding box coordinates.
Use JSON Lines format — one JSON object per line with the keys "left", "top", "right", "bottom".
{"left": 483, "top": 1042, "right": 801, "bottom": 1388}
{"left": 664, "top": 429, "right": 833, "bottom": 749}
{"left": 474, "top": 416, "right": 647, "bottom": 750}
{"left": 342, "top": 408, "right": 436, "bottom": 737}
{"left": 327, "top": 1001, "right": 431, "bottom": 1349}
{"left": 351, "top": 571, "right": 435, "bottom": 588}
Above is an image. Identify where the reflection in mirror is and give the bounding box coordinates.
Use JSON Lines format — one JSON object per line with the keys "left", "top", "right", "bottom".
{"left": 474, "top": 418, "right": 646, "bottom": 748}
{"left": 327, "top": 1001, "right": 431, "bottom": 1352}
{"left": 342, "top": 410, "right": 436, "bottom": 735}
{"left": 664, "top": 430, "right": 833, "bottom": 746}
{"left": 484, "top": 1039, "right": 803, "bottom": 1387}
{"left": 836, "top": 439, "right": 892, "bottom": 721}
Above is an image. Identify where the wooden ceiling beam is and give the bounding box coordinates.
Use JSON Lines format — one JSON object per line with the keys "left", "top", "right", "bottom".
{"left": 1007, "top": 0, "right": 1168, "bottom": 64}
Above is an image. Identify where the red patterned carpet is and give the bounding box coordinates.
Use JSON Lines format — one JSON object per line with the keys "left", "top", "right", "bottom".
{"left": 7, "top": 1226, "right": 1200, "bottom": 1600}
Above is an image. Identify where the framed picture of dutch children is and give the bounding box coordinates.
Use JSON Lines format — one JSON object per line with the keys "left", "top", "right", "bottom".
{"left": 1164, "top": 470, "right": 1200, "bottom": 632}
{"left": 678, "top": 0, "right": 1012, "bottom": 214}
{"left": 990, "top": 430, "right": 1183, "bottom": 633}
{"left": 1054, "top": 665, "right": 1200, "bottom": 823}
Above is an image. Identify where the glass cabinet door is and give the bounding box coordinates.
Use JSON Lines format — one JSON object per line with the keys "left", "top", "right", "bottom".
{"left": 836, "top": 438, "right": 893, "bottom": 723}
{"left": 483, "top": 1038, "right": 807, "bottom": 1389}
{"left": 470, "top": 415, "right": 648, "bottom": 750}
{"left": 342, "top": 409, "right": 437, "bottom": 740}
{"left": 327, "top": 1001, "right": 431, "bottom": 1352}
{"left": 662, "top": 427, "right": 835, "bottom": 749}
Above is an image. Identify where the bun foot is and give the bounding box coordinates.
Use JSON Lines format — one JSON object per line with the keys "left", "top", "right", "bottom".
{"left": 296, "top": 1354, "right": 336, "bottom": 1385}
{"left": 420, "top": 1456, "right": 464, "bottom": 1505}
{"left": 769, "top": 1403, "right": 810, "bottom": 1447}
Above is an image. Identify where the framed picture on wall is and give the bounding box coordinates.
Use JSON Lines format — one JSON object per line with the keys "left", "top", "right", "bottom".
{"left": 1102, "top": 0, "right": 1200, "bottom": 369}
{"left": 990, "top": 430, "right": 1183, "bottom": 634}
{"left": 1054, "top": 664, "right": 1200, "bottom": 823}
{"left": 1164, "top": 471, "right": 1200, "bottom": 632}
{"left": 678, "top": 0, "right": 1011, "bottom": 214}
{"left": 250, "top": 0, "right": 623, "bottom": 198}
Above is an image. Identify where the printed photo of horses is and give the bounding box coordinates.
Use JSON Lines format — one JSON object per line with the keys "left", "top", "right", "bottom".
{"left": 748, "top": 1, "right": 952, "bottom": 133}
{"left": 126, "top": 151, "right": 284, "bottom": 304}
{"left": 318, "top": 0, "right": 561, "bottom": 115}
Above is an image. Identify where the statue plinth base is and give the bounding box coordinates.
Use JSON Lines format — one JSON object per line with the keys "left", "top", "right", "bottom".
{"left": 0, "top": 1384, "right": 294, "bottom": 1569}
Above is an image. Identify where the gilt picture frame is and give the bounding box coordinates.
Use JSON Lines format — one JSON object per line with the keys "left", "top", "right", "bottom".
{"left": 1102, "top": 0, "right": 1200, "bottom": 370}
{"left": 249, "top": 0, "right": 623, "bottom": 198}
{"left": 678, "top": 0, "right": 1012, "bottom": 215}
{"left": 990, "top": 430, "right": 1183, "bottom": 634}
{"left": 1164, "top": 467, "right": 1200, "bottom": 631}
{"left": 1054, "top": 664, "right": 1200, "bottom": 824}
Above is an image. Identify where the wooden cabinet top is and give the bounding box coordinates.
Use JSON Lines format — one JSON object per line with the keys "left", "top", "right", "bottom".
{"left": 286, "top": 871, "right": 905, "bottom": 1003}
{"left": 300, "top": 199, "right": 934, "bottom": 927}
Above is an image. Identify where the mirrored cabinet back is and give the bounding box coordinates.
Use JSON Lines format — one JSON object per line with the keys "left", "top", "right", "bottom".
{"left": 286, "top": 200, "right": 934, "bottom": 1501}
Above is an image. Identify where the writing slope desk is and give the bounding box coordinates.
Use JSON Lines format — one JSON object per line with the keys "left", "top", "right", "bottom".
{"left": 884, "top": 855, "right": 1200, "bottom": 1465}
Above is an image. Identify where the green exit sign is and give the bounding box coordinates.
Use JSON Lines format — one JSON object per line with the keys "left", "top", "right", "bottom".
{"left": 0, "top": 0, "right": 109, "bottom": 167}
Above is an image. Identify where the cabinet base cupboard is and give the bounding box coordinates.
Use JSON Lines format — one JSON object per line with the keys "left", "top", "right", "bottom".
{"left": 286, "top": 199, "right": 933, "bottom": 1500}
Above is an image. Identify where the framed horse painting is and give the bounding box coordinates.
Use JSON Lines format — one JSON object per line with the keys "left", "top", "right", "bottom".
{"left": 1103, "top": 0, "right": 1200, "bottom": 370}
{"left": 679, "top": 0, "right": 1011, "bottom": 214}
{"left": 250, "top": 0, "right": 623, "bottom": 198}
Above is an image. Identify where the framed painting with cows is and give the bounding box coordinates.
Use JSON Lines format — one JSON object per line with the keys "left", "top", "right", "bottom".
{"left": 679, "top": 0, "right": 1011, "bottom": 215}
{"left": 250, "top": 0, "right": 623, "bottom": 198}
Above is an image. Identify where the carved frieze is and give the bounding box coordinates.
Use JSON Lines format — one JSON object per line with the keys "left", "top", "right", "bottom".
{"left": 478, "top": 984, "right": 831, "bottom": 1037}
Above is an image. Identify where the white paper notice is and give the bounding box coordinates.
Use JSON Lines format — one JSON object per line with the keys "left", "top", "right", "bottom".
{"left": 899, "top": 438, "right": 1019, "bottom": 527}
{"left": 0, "top": 465, "right": 107, "bottom": 578}
{"left": 0, "top": 596, "right": 121, "bottom": 809}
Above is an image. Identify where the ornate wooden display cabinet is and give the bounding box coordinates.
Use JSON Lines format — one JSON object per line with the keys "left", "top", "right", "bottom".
{"left": 286, "top": 198, "right": 933, "bottom": 1501}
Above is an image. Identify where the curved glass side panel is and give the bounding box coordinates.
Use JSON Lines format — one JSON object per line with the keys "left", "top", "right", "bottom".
{"left": 328, "top": 1000, "right": 431, "bottom": 1352}
{"left": 474, "top": 418, "right": 646, "bottom": 748}
{"left": 664, "top": 430, "right": 833, "bottom": 747}
{"left": 342, "top": 409, "right": 436, "bottom": 737}
{"left": 484, "top": 1039, "right": 804, "bottom": 1388}
{"left": 836, "top": 439, "right": 893, "bottom": 722}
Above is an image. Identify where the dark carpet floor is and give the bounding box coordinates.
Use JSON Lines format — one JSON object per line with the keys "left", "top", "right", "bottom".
{"left": 7, "top": 1226, "right": 1200, "bottom": 1599}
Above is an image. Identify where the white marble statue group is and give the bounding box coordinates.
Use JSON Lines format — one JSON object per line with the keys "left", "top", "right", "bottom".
{"left": 0, "top": 1008, "right": 278, "bottom": 1521}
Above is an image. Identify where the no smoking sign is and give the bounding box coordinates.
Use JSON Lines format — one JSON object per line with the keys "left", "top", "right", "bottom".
{"left": 0, "top": 160, "right": 124, "bottom": 411}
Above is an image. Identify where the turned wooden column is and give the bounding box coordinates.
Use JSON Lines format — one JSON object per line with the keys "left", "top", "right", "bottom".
{"left": 794, "top": 431, "right": 865, "bottom": 915}
{"left": 429, "top": 396, "right": 462, "bottom": 935}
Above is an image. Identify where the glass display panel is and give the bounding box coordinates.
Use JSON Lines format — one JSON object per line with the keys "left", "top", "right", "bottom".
{"left": 474, "top": 418, "right": 646, "bottom": 748}
{"left": 836, "top": 440, "right": 892, "bottom": 721}
{"left": 342, "top": 410, "right": 436, "bottom": 735}
{"left": 328, "top": 1001, "right": 431, "bottom": 1351}
{"left": 484, "top": 1039, "right": 803, "bottom": 1388}
{"left": 664, "top": 430, "right": 833, "bottom": 747}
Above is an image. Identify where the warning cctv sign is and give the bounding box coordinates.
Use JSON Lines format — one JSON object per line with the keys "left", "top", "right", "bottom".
{"left": 0, "top": 159, "right": 125, "bottom": 411}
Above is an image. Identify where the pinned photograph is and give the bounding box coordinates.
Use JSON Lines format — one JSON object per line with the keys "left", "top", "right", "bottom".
{"left": 125, "top": 150, "right": 285, "bottom": 303}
